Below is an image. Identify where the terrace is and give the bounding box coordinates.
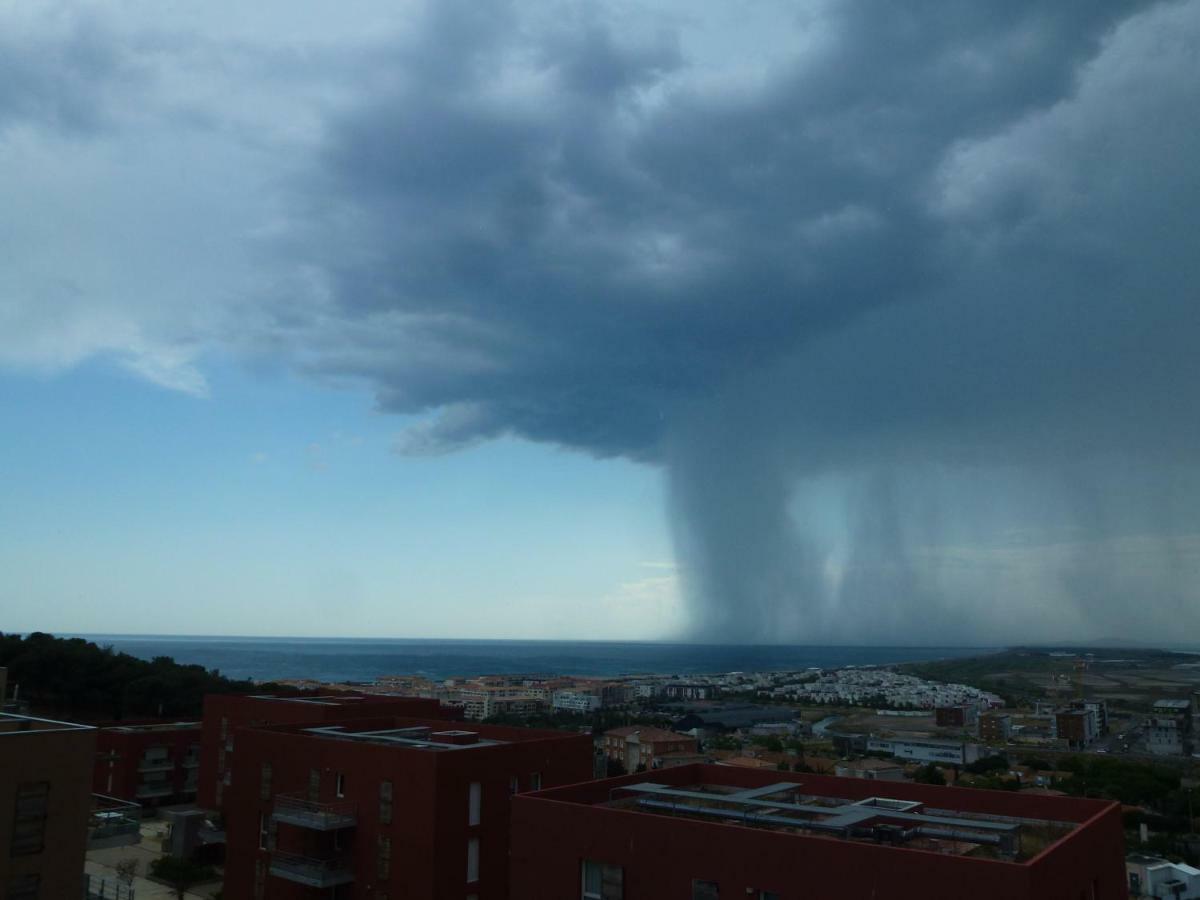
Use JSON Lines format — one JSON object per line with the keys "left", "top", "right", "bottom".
{"left": 302, "top": 723, "right": 506, "bottom": 751}
{"left": 603, "top": 779, "right": 1077, "bottom": 861}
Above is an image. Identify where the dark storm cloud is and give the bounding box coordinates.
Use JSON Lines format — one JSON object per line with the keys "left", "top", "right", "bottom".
{"left": 0, "top": 13, "right": 133, "bottom": 134}
{"left": 264, "top": 0, "right": 1200, "bottom": 641}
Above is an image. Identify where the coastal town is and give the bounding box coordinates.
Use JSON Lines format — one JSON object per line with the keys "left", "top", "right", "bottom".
{"left": 4, "top": 636, "right": 1200, "bottom": 899}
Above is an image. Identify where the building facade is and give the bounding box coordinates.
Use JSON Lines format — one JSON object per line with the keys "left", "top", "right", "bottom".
{"left": 199, "top": 693, "right": 445, "bottom": 811}
{"left": 865, "top": 737, "right": 981, "bottom": 766}
{"left": 1, "top": 713, "right": 96, "bottom": 900}
{"left": 223, "top": 715, "right": 593, "bottom": 899}
{"left": 552, "top": 691, "right": 603, "bottom": 715}
{"left": 934, "top": 705, "right": 979, "bottom": 731}
{"left": 94, "top": 721, "right": 202, "bottom": 807}
{"left": 980, "top": 713, "right": 1013, "bottom": 744}
{"left": 510, "top": 763, "right": 1127, "bottom": 900}
{"left": 604, "top": 727, "right": 698, "bottom": 772}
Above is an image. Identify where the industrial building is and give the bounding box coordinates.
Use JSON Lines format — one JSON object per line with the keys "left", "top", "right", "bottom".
{"left": 199, "top": 692, "right": 444, "bottom": 810}
{"left": 510, "top": 763, "right": 1126, "bottom": 899}
{"left": 1, "top": 713, "right": 97, "bottom": 900}
{"left": 93, "top": 720, "right": 202, "bottom": 807}
{"left": 222, "top": 715, "right": 592, "bottom": 899}
{"left": 865, "top": 737, "right": 981, "bottom": 766}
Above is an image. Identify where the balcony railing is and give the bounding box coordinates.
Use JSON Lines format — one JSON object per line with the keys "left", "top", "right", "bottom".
{"left": 271, "top": 793, "right": 357, "bottom": 831}
{"left": 83, "top": 873, "right": 136, "bottom": 900}
{"left": 89, "top": 795, "right": 142, "bottom": 850}
{"left": 268, "top": 851, "right": 354, "bottom": 888}
{"left": 137, "top": 758, "right": 174, "bottom": 773}
{"left": 135, "top": 783, "right": 174, "bottom": 799}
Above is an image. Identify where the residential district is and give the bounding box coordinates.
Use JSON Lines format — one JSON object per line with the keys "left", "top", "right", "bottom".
{"left": 3, "top": 652, "right": 1200, "bottom": 900}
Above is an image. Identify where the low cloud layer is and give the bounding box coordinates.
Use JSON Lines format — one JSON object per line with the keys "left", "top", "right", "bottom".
{"left": 3, "top": 0, "right": 1199, "bottom": 643}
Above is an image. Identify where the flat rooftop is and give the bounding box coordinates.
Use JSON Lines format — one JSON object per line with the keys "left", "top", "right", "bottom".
{"left": 105, "top": 721, "right": 201, "bottom": 733}
{"left": 303, "top": 724, "right": 506, "bottom": 751}
{"left": 0, "top": 712, "right": 94, "bottom": 736}
{"left": 247, "top": 693, "right": 381, "bottom": 706}
{"left": 534, "top": 765, "right": 1112, "bottom": 864}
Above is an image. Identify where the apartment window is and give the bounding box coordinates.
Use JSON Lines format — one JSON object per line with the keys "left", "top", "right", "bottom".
{"left": 6, "top": 875, "right": 40, "bottom": 900}
{"left": 260, "top": 762, "right": 273, "bottom": 801}
{"left": 581, "top": 860, "right": 623, "bottom": 900}
{"left": 467, "top": 837, "right": 480, "bottom": 883}
{"left": 336, "top": 771, "right": 346, "bottom": 798}
{"left": 468, "top": 781, "right": 481, "bottom": 826}
{"left": 757, "top": 893, "right": 779, "bottom": 900}
{"left": 508, "top": 775, "right": 519, "bottom": 796}
{"left": 308, "top": 768, "right": 321, "bottom": 802}
{"left": 379, "top": 780, "right": 393, "bottom": 825}
{"left": 220, "top": 716, "right": 229, "bottom": 740}
{"left": 258, "top": 813, "right": 268, "bottom": 850}
{"left": 692, "top": 880, "right": 719, "bottom": 900}
{"left": 10, "top": 782, "right": 49, "bottom": 856}
{"left": 217, "top": 746, "right": 226, "bottom": 773}
{"left": 377, "top": 835, "right": 392, "bottom": 880}
{"left": 529, "top": 771, "right": 542, "bottom": 791}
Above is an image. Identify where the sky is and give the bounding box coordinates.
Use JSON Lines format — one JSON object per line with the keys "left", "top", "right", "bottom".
{"left": 2, "top": 0, "right": 1199, "bottom": 644}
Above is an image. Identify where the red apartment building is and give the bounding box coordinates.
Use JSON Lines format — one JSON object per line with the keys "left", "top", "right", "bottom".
{"left": 510, "top": 763, "right": 1126, "bottom": 900}
{"left": 1, "top": 714, "right": 96, "bottom": 900}
{"left": 199, "top": 693, "right": 444, "bottom": 811}
{"left": 94, "top": 721, "right": 202, "bottom": 807}
{"left": 223, "top": 715, "right": 592, "bottom": 899}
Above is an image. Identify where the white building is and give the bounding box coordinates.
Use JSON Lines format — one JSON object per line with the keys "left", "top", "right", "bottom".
{"left": 866, "top": 737, "right": 982, "bottom": 766}
{"left": 552, "top": 690, "right": 602, "bottom": 714}
{"left": 1126, "top": 854, "right": 1200, "bottom": 899}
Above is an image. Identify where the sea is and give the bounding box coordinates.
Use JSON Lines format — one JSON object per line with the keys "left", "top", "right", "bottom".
{"left": 68, "top": 635, "right": 995, "bottom": 684}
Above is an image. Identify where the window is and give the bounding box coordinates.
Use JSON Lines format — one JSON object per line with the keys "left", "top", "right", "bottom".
{"left": 379, "top": 780, "right": 393, "bottom": 825}
{"left": 467, "top": 837, "right": 480, "bottom": 883}
{"left": 10, "top": 782, "right": 49, "bottom": 856}
{"left": 220, "top": 716, "right": 228, "bottom": 740}
{"left": 336, "top": 771, "right": 346, "bottom": 798}
{"left": 258, "top": 813, "right": 268, "bottom": 850}
{"left": 692, "top": 880, "right": 719, "bottom": 900}
{"left": 468, "top": 781, "right": 481, "bottom": 826}
{"left": 6, "top": 875, "right": 40, "bottom": 900}
{"left": 377, "top": 835, "right": 392, "bottom": 880}
{"left": 508, "top": 775, "right": 519, "bottom": 796}
{"left": 529, "top": 771, "right": 542, "bottom": 791}
{"left": 757, "top": 893, "right": 779, "bottom": 900}
{"left": 581, "top": 860, "right": 623, "bottom": 900}
{"left": 260, "top": 762, "right": 272, "bottom": 801}
{"left": 308, "top": 768, "right": 320, "bottom": 802}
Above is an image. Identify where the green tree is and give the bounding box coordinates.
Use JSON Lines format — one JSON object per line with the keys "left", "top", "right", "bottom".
{"left": 913, "top": 764, "right": 946, "bottom": 786}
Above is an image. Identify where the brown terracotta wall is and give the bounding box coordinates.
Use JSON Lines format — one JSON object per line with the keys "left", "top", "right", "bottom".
{"left": 0, "top": 723, "right": 96, "bottom": 899}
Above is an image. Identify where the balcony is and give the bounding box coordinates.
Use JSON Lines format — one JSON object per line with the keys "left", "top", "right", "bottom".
{"left": 137, "top": 758, "right": 174, "bottom": 773}
{"left": 271, "top": 793, "right": 356, "bottom": 831}
{"left": 89, "top": 795, "right": 142, "bottom": 850}
{"left": 269, "top": 851, "right": 354, "bottom": 888}
{"left": 135, "top": 783, "right": 174, "bottom": 799}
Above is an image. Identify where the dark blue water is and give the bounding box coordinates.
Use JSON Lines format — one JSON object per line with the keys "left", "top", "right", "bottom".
{"left": 69, "top": 635, "right": 994, "bottom": 683}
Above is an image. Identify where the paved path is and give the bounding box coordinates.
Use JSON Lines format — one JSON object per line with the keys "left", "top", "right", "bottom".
{"left": 85, "top": 821, "right": 222, "bottom": 900}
